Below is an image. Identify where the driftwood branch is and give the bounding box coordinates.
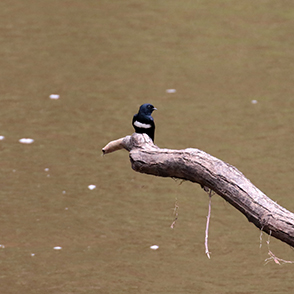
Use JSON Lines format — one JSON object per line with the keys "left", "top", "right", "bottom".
{"left": 102, "top": 133, "right": 294, "bottom": 248}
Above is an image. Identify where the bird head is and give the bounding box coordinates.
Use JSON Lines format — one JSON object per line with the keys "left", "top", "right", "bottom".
{"left": 139, "top": 103, "right": 157, "bottom": 115}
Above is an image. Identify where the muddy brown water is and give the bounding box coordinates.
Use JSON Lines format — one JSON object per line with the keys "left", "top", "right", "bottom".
{"left": 1, "top": 1, "right": 294, "bottom": 293}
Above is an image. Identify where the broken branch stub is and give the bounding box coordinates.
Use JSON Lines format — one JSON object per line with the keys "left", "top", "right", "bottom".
{"left": 102, "top": 133, "right": 294, "bottom": 247}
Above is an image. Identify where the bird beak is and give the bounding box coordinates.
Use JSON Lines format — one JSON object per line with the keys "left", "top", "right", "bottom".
{"left": 153, "top": 107, "right": 157, "bottom": 111}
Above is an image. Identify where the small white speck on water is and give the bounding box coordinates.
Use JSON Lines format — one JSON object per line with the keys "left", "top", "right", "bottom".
{"left": 88, "top": 185, "right": 96, "bottom": 190}
{"left": 65, "top": 207, "right": 68, "bottom": 210}
{"left": 251, "top": 100, "right": 258, "bottom": 104}
{"left": 0, "top": 245, "right": 5, "bottom": 249}
{"left": 31, "top": 253, "right": 35, "bottom": 257}
{"left": 19, "top": 138, "right": 34, "bottom": 144}
{"left": 166, "top": 89, "right": 176, "bottom": 93}
{"left": 53, "top": 246, "right": 62, "bottom": 250}
{"left": 150, "top": 245, "right": 159, "bottom": 250}
{"left": 44, "top": 168, "right": 49, "bottom": 172}
{"left": 62, "top": 191, "right": 66, "bottom": 194}
{"left": 50, "top": 94, "right": 60, "bottom": 99}
{"left": 0, "top": 136, "right": 5, "bottom": 140}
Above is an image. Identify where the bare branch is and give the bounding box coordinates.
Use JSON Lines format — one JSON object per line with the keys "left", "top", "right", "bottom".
{"left": 102, "top": 133, "right": 294, "bottom": 248}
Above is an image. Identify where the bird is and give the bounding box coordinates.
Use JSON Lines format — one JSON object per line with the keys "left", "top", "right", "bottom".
{"left": 132, "top": 103, "right": 157, "bottom": 142}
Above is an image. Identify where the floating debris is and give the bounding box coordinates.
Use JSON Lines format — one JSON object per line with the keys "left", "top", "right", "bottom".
{"left": 0, "top": 136, "right": 5, "bottom": 140}
{"left": 166, "top": 89, "right": 176, "bottom": 93}
{"left": 31, "top": 253, "right": 35, "bottom": 257}
{"left": 53, "top": 246, "right": 62, "bottom": 250}
{"left": 88, "top": 185, "right": 96, "bottom": 190}
{"left": 150, "top": 245, "right": 159, "bottom": 250}
{"left": 49, "top": 94, "right": 60, "bottom": 99}
{"left": 0, "top": 245, "right": 5, "bottom": 249}
{"left": 251, "top": 100, "right": 258, "bottom": 104}
{"left": 44, "top": 168, "right": 49, "bottom": 172}
{"left": 19, "top": 138, "right": 34, "bottom": 144}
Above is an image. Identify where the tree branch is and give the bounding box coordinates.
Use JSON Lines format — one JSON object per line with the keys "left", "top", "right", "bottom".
{"left": 102, "top": 133, "right": 294, "bottom": 247}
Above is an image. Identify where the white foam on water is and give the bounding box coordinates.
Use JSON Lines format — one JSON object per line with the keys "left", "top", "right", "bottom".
{"left": 50, "top": 94, "right": 60, "bottom": 99}
{"left": 166, "top": 89, "right": 176, "bottom": 93}
{"left": 19, "top": 138, "right": 34, "bottom": 144}
{"left": 88, "top": 185, "right": 96, "bottom": 190}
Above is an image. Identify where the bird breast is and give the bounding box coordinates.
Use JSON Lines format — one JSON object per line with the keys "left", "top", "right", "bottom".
{"left": 133, "top": 120, "right": 152, "bottom": 129}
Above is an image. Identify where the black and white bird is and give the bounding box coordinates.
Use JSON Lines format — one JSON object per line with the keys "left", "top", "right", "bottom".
{"left": 132, "top": 103, "right": 157, "bottom": 142}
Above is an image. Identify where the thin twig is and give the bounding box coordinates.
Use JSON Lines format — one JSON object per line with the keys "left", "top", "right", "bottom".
{"left": 259, "top": 226, "right": 264, "bottom": 249}
{"left": 205, "top": 190, "right": 213, "bottom": 259}
{"left": 264, "top": 231, "right": 294, "bottom": 265}
{"left": 170, "top": 198, "right": 179, "bottom": 229}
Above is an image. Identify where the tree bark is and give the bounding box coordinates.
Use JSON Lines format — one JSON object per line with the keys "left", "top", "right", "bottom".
{"left": 102, "top": 133, "right": 294, "bottom": 247}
